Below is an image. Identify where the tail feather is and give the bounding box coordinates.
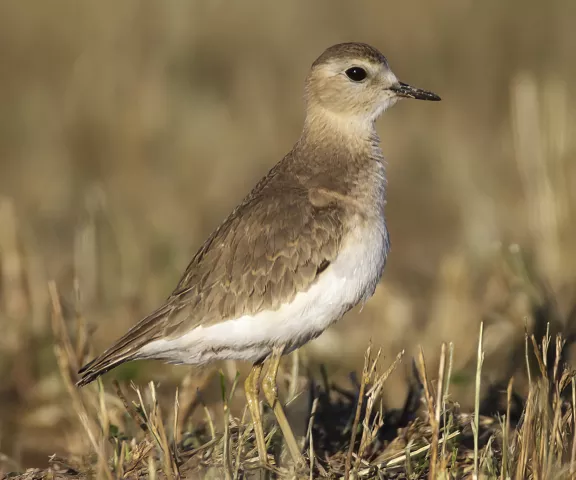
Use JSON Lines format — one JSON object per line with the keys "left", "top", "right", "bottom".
{"left": 76, "top": 304, "right": 176, "bottom": 386}
{"left": 76, "top": 357, "right": 131, "bottom": 386}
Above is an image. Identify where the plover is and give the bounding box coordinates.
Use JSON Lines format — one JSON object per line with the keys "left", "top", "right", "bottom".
{"left": 77, "top": 42, "right": 440, "bottom": 466}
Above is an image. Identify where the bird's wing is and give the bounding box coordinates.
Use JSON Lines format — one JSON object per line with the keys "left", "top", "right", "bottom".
{"left": 77, "top": 176, "right": 344, "bottom": 385}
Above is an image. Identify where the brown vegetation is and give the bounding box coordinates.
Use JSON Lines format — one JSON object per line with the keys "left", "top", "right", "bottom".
{"left": 0, "top": 1, "right": 575, "bottom": 478}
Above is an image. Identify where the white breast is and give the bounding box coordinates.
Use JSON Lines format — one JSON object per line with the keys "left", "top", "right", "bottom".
{"left": 137, "top": 219, "right": 389, "bottom": 365}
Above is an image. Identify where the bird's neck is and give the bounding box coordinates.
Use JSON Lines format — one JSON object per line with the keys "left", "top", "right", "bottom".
{"left": 301, "top": 109, "right": 380, "bottom": 148}
{"left": 288, "top": 110, "right": 387, "bottom": 206}
{"left": 298, "top": 109, "right": 385, "bottom": 170}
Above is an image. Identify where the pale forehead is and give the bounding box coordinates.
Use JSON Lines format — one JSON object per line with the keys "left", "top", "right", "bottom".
{"left": 312, "top": 42, "right": 390, "bottom": 69}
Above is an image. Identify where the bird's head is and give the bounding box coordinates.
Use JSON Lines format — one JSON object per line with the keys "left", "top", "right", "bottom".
{"left": 305, "top": 42, "right": 440, "bottom": 128}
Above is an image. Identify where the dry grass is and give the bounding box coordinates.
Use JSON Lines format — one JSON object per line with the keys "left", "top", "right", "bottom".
{"left": 6, "top": 301, "right": 576, "bottom": 479}
{"left": 0, "top": 0, "right": 575, "bottom": 478}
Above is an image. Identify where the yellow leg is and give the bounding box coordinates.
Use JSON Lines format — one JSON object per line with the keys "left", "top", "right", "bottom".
{"left": 261, "top": 346, "right": 304, "bottom": 466}
{"left": 244, "top": 362, "right": 268, "bottom": 465}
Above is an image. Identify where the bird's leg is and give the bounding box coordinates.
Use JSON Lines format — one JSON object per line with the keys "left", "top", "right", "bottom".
{"left": 244, "top": 361, "right": 268, "bottom": 465}
{"left": 261, "top": 346, "right": 304, "bottom": 466}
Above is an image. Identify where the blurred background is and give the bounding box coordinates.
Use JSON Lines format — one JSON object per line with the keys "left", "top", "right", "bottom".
{"left": 0, "top": 0, "right": 575, "bottom": 470}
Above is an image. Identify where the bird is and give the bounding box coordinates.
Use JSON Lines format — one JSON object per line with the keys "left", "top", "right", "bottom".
{"left": 77, "top": 42, "right": 440, "bottom": 467}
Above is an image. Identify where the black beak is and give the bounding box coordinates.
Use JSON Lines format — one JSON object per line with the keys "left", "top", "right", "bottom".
{"left": 390, "top": 81, "right": 441, "bottom": 101}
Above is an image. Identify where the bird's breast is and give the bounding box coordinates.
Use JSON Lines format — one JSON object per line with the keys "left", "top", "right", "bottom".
{"left": 333, "top": 212, "right": 389, "bottom": 305}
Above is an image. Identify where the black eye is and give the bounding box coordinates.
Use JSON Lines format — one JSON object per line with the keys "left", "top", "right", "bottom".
{"left": 345, "top": 67, "right": 367, "bottom": 82}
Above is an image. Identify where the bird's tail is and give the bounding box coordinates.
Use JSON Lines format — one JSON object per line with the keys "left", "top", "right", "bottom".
{"left": 76, "top": 355, "right": 131, "bottom": 387}
{"left": 76, "top": 304, "right": 175, "bottom": 387}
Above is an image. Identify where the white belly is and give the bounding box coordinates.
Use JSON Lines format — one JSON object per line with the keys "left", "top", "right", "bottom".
{"left": 137, "top": 220, "right": 389, "bottom": 365}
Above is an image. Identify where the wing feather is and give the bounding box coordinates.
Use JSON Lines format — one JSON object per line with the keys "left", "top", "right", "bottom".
{"left": 77, "top": 171, "right": 344, "bottom": 386}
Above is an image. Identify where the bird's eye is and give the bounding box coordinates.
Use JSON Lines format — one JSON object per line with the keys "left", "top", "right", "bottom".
{"left": 345, "top": 67, "right": 367, "bottom": 82}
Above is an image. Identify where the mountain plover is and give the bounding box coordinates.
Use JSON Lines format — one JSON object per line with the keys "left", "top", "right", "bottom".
{"left": 77, "top": 42, "right": 440, "bottom": 467}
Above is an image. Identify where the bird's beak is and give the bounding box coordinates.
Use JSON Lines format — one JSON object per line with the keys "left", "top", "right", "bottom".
{"left": 390, "top": 81, "right": 441, "bottom": 101}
